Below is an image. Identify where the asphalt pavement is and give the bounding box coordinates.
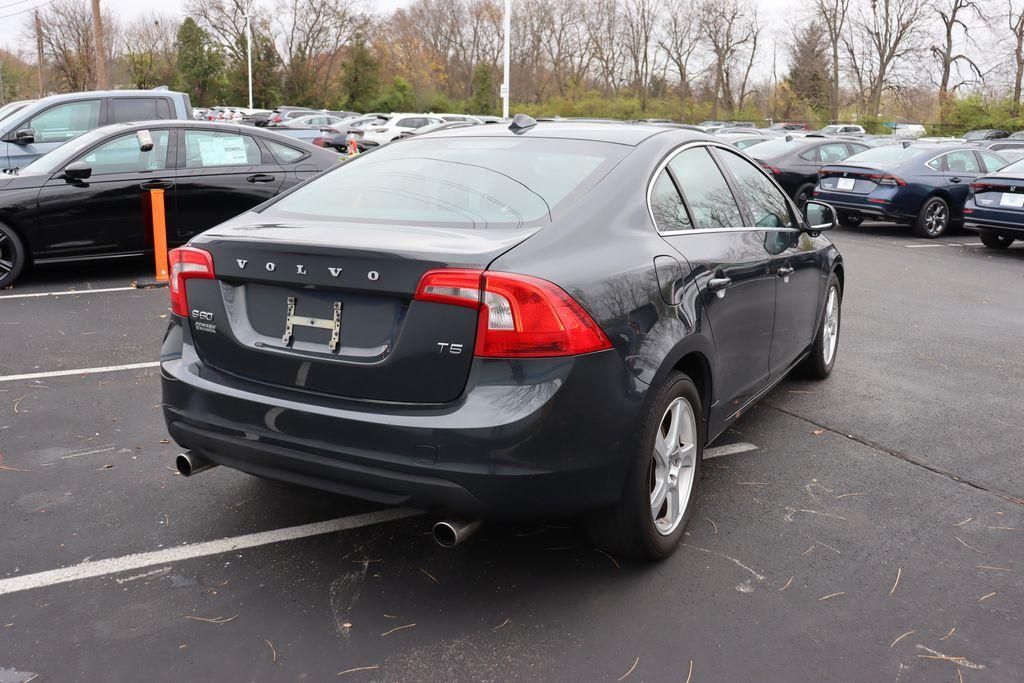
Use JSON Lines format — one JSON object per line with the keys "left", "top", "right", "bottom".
{"left": 0, "top": 226, "right": 1021, "bottom": 682}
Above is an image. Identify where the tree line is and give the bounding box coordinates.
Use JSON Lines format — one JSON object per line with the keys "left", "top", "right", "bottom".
{"left": 3, "top": 0, "right": 1024, "bottom": 132}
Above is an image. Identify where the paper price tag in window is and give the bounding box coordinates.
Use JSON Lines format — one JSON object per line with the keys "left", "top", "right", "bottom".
{"left": 197, "top": 137, "right": 249, "bottom": 165}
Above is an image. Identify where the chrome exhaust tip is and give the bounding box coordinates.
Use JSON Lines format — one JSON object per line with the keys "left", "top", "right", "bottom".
{"left": 175, "top": 452, "right": 217, "bottom": 477}
{"left": 432, "top": 520, "right": 482, "bottom": 548}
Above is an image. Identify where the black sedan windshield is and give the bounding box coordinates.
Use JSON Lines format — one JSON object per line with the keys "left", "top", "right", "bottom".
{"left": 267, "top": 136, "right": 627, "bottom": 229}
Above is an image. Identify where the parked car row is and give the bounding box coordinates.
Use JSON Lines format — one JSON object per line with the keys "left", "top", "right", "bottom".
{"left": 0, "top": 120, "right": 339, "bottom": 289}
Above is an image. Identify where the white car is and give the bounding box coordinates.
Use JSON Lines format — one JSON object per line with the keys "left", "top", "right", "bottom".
{"left": 360, "top": 114, "right": 444, "bottom": 146}
{"left": 818, "top": 124, "right": 866, "bottom": 135}
{"left": 432, "top": 113, "right": 486, "bottom": 124}
{"left": 890, "top": 123, "right": 926, "bottom": 138}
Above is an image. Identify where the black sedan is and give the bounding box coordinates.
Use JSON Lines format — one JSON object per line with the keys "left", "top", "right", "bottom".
{"left": 814, "top": 143, "right": 1006, "bottom": 237}
{"left": 0, "top": 120, "right": 340, "bottom": 288}
{"left": 963, "top": 158, "right": 1024, "bottom": 248}
{"left": 160, "top": 118, "right": 844, "bottom": 559}
{"left": 747, "top": 136, "right": 871, "bottom": 207}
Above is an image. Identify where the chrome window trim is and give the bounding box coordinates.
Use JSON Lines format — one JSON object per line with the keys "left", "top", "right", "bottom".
{"left": 647, "top": 140, "right": 801, "bottom": 236}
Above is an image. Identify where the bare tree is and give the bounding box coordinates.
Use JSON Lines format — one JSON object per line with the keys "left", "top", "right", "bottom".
{"left": 701, "top": 0, "right": 760, "bottom": 116}
{"left": 845, "top": 0, "right": 928, "bottom": 118}
{"left": 813, "top": 0, "right": 850, "bottom": 121}
{"left": 659, "top": 0, "right": 704, "bottom": 119}
{"left": 930, "top": 0, "right": 984, "bottom": 122}
{"left": 121, "top": 14, "right": 178, "bottom": 89}
{"left": 1009, "top": 0, "right": 1024, "bottom": 115}
{"left": 622, "top": 0, "right": 661, "bottom": 111}
{"left": 276, "top": 0, "right": 366, "bottom": 105}
{"left": 586, "top": 0, "right": 627, "bottom": 94}
{"left": 32, "top": 0, "right": 119, "bottom": 91}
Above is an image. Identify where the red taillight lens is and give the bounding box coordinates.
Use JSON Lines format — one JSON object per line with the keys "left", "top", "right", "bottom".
{"left": 168, "top": 246, "right": 215, "bottom": 317}
{"left": 868, "top": 173, "right": 906, "bottom": 186}
{"left": 312, "top": 137, "right": 325, "bottom": 147}
{"left": 415, "top": 269, "right": 612, "bottom": 358}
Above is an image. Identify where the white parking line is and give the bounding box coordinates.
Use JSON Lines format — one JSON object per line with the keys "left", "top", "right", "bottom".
{"left": 0, "top": 286, "right": 141, "bottom": 300}
{"left": 704, "top": 442, "right": 757, "bottom": 460}
{"left": 0, "top": 361, "right": 160, "bottom": 383}
{"left": 0, "top": 508, "right": 420, "bottom": 597}
{"left": 904, "top": 243, "right": 947, "bottom": 248}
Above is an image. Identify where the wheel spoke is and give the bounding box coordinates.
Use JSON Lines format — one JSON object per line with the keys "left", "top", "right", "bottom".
{"left": 650, "top": 477, "right": 668, "bottom": 519}
{"left": 678, "top": 443, "right": 696, "bottom": 468}
{"left": 0, "top": 258, "right": 12, "bottom": 274}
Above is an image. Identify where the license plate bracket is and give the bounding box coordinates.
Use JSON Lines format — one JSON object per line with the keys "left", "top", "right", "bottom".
{"left": 999, "top": 192, "right": 1024, "bottom": 208}
{"left": 282, "top": 297, "right": 342, "bottom": 351}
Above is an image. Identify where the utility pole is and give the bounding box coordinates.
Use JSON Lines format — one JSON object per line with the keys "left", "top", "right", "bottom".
{"left": 244, "top": 13, "right": 253, "bottom": 109}
{"left": 501, "top": 0, "right": 510, "bottom": 119}
{"left": 90, "top": 0, "right": 108, "bottom": 89}
{"left": 34, "top": 10, "right": 45, "bottom": 96}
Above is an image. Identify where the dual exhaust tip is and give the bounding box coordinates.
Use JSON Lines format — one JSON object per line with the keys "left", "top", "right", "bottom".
{"left": 177, "top": 451, "right": 481, "bottom": 548}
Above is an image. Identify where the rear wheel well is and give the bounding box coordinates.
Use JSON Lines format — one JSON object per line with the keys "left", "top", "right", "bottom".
{"left": 0, "top": 217, "right": 31, "bottom": 266}
{"left": 673, "top": 352, "right": 712, "bottom": 433}
{"left": 832, "top": 263, "right": 844, "bottom": 296}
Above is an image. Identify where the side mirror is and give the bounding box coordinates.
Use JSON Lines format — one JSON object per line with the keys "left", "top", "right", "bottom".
{"left": 803, "top": 200, "right": 837, "bottom": 233}
{"left": 14, "top": 128, "right": 35, "bottom": 145}
{"left": 63, "top": 161, "right": 93, "bottom": 182}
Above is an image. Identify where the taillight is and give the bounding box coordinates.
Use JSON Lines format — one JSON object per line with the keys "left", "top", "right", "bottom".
{"left": 759, "top": 162, "right": 781, "bottom": 175}
{"left": 168, "top": 246, "right": 215, "bottom": 317}
{"left": 868, "top": 173, "right": 906, "bottom": 186}
{"left": 415, "top": 269, "right": 612, "bottom": 358}
{"left": 312, "top": 137, "right": 324, "bottom": 147}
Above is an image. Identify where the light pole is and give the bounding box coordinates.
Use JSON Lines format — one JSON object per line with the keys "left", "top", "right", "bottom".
{"left": 501, "top": 0, "right": 510, "bottom": 119}
{"left": 244, "top": 13, "right": 254, "bottom": 109}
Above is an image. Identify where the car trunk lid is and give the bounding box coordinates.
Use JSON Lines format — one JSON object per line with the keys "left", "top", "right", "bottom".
{"left": 183, "top": 219, "right": 538, "bottom": 404}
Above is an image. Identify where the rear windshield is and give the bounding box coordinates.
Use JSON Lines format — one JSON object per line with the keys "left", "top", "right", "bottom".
{"left": 843, "top": 145, "right": 925, "bottom": 165}
{"left": 266, "top": 136, "right": 627, "bottom": 228}
{"left": 746, "top": 139, "right": 805, "bottom": 159}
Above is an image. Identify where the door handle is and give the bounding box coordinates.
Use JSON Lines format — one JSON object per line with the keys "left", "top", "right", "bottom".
{"left": 777, "top": 266, "right": 794, "bottom": 278}
{"left": 949, "top": 177, "right": 962, "bottom": 183}
{"left": 140, "top": 181, "right": 172, "bottom": 190}
{"left": 707, "top": 277, "right": 732, "bottom": 298}
{"left": 247, "top": 173, "right": 276, "bottom": 183}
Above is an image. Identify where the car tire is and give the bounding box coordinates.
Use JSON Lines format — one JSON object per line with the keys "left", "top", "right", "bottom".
{"left": 913, "top": 196, "right": 950, "bottom": 238}
{"left": 799, "top": 274, "right": 842, "bottom": 379}
{"left": 979, "top": 231, "right": 1015, "bottom": 249}
{"left": 586, "top": 371, "right": 703, "bottom": 560}
{"left": 838, "top": 211, "right": 863, "bottom": 227}
{"left": 0, "top": 223, "right": 27, "bottom": 290}
{"left": 793, "top": 183, "right": 815, "bottom": 208}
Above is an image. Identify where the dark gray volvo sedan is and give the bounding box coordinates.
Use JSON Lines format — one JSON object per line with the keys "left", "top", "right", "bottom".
{"left": 161, "top": 117, "right": 844, "bottom": 558}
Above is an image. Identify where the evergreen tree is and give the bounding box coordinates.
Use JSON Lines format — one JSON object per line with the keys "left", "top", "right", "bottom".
{"left": 785, "top": 23, "right": 830, "bottom": 115}
{"left": 470, "top": 63, "right": 494, "bottom": 115}
{"left": 372, "top": 77, "right": 415, "bottom": 112}
{"left": 341, "top": 36, "right": 380, "bottom": 112}
{"left": 175, "top": 18, "right": 225, "bottom": 105}
{"left": 226, "top": 29, "right": 282, "bottom": 109}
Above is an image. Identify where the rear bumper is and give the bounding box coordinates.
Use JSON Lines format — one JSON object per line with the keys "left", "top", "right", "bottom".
{"left": 813, "top": 190, "right": 915, "bottom": 222}
{"left": 161, "top": 325, "right": 647, "bottom": 519}
{"left": 963, "top": 213, "right": 1024, "bottom": 237}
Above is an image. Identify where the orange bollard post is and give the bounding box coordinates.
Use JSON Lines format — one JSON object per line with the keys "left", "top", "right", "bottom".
{"left": 348, "top": 138, "right": 359, "bottom": 157}
{"left": 150, "top": 188, "right": 169, "bottom": 282}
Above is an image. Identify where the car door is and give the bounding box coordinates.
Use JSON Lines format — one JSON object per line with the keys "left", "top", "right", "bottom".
{"left": 5, "top": 99, "right": 102, "bottom": 170}
{"left": 655, "top": 144, "right": 776, "bottom": 412}
{"left": 33, "top": 128, "right": 175, "bottom": 258}
{"left": 943, "top": 150, "right": 982, "bottom": 208}
{"left": 715, "top": 147, "right": 821, "bottom": 377}
{"left": 171, "top": 128, "right": 285, "bottom": 242}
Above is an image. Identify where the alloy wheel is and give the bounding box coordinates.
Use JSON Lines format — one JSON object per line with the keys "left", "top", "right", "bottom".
{"left": 924, "top": 202, "right": 948, "bottom": 236}
{"left": 822, "top": 285, "right": 840, "bottom": 365}
{"left": 0, "top": 229, "right": 15, "bottom": 282}
{"left": 650, "top": 396, "right": 698, "bottom": 536}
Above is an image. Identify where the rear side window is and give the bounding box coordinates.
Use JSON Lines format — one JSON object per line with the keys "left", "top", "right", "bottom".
{"left": 267, "top": 137, "right": 627, "bottom": 228}
{"left": 266, "top": 140, "right": 306, "bottom": 164}
{"left": 667, "top": 147, "right": 742, "bottom": 229}
{"left": 945, "top": 150, "right": 979, "bottom": 173}
{"left": 110, "top": 98, "right": 159, "bottom": 124}
{"left": 979, "top": 151, "right": 1006, "bottom": 173}
{"left": 27, "top": 100, "right": 101, "bottom": 143}
{"left": 184, "top": 130, "right": 261, "bottom": 168}
{"left": 717, "top": 149, "right": 794, "bottom": 229}
{"left": 818, "top": 143, "right": 849, "bottom": 163}
{"left": 650, "top": 170, "right": 692, "bottom": 232}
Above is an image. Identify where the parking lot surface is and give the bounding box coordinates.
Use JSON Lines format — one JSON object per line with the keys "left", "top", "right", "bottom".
{"left": 1, "top": 227, "right": 1022, "bottom": 681}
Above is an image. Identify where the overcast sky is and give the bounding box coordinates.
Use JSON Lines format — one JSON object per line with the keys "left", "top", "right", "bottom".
{"left": 0, "top": 0, "right": 415, "bottom": 52}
